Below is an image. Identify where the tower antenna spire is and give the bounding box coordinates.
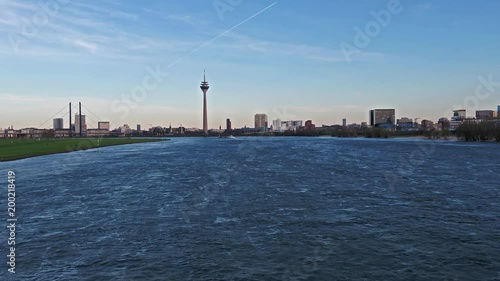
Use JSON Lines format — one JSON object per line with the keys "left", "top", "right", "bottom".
{"left": 200, "top": 70, "right": 210, "bottom": 136}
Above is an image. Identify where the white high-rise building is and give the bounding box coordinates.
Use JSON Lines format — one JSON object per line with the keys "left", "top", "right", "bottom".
{"left": 272, "top": 119, "right": 282, "bottom": 131}
{"left": 271, "top": 119, "right": 303, "bottom": 132}
{"left": 120, "top": 124, "right": 132, "bottom": 135}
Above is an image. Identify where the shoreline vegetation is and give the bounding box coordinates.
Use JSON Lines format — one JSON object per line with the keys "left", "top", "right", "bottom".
{"left": 213, "top": 121, "right": 500, "bottom": 142}
{"left": 0, "top": 138, "right": 165, "bottom": 162}
{"left": 455, "top": 121, "right": 500, "bottom": 142}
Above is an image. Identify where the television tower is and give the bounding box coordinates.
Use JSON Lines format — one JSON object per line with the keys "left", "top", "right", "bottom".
{"left": 200, "top": 70, "right": 210, "bottom": 135}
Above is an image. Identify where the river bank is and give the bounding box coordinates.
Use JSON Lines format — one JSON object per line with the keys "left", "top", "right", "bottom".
{"left": 0, "top": 138, "right": 165, "bottom": 162}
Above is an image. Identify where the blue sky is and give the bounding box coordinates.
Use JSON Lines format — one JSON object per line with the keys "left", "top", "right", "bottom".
{"left": 1, "top": 0, "right": 500, "bottom": 129}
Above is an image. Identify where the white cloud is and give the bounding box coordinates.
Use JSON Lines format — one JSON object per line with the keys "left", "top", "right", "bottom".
{"left": 0, "top": 1, "right": 38, "bottom": 12}
{"left": 73, "top": 39, "right": 98, "bottom": 53}
{"left": 0, "top": 94, "right": 48, "bottom": 103}
{"left": 0, "top": 1, "right": 211, "bottom": 65}
{"left": 307, "top": 55, "right": 345, "bottom": 63}
{"left": 0, "top": 10, "right": 20, "bottom": 27}
{"left": 165, "top": 14, "right": 208, "bottom": 26}
{"left": 109, "top": 11, "right": 138, "bottom": 21}
{"left": 0, "top": 0, "right": 380, "bottom": 65}
{"left": 417, "top": 3, "right": 434, "bottom": 10}
{"left": 213, "top": 31, "right": 384, "bottom": 63}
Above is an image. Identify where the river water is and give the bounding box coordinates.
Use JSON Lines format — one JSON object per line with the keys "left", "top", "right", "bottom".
{"left": 1, "top": 137, "right": 499, "bottom": 280}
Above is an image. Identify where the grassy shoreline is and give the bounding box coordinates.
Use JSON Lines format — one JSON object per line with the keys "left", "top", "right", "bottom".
{"left": 0, "top": 138, "right": 165, "bottom": 162}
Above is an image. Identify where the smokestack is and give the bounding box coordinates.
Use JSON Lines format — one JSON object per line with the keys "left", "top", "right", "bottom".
{"left": 69, "top": 102, "right": 72, "bottom": 138}
{"left": 79, "top": 102, "right": 82, "bottom": 137}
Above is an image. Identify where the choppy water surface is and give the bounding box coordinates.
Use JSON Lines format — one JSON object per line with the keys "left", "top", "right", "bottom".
{"left": 1, "top": 137, "right": 499, "bottom": 280}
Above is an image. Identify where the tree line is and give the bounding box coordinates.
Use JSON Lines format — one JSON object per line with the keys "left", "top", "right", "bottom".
{"left": 456, "top": 121, "right": 500, "bottom": 141}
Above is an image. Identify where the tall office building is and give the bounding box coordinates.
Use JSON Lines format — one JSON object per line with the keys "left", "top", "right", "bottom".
{"left": 305, "top": 120, "right": 316, "bottom": 130}
{"left": 452, "top": 109, "right": 466, "bottom": 120}
{"left": 254, "top": 114, "right": 268, "bottom": 129}
{"left": 475, "top": 110, "right": 494, "bottom": 120}
{"left": 497, "top": 105, "right": 500, "bottom": 119}
{"left": 421, "top": 119, "right": 434, "bottom": 131}
{"left": 226, "top": 118, "right": 232, "bottom": 131}
{"left": 369, "top": 109, "right": 396, "bottom": 127}
{"left": 450, "top": 110, "right": 467, "bottom": 131}
{"left": 397, "top": 117, "right": 414, "bottom": 131}
{"left": 137, "top": 124, "right": 141, "bottom": 131}
{"left": 53, "top": 118, "right": 64, "bottom": 130}
{"left": 342, "top": 118, "right": 347, "bottom": 127}
{"left": 272, "top": 119, "right": 282, "bottom": 132}
{"left": 74, "top": 114, "right": 87, "bottom": 134}
{"left": 200, "top": 70, "right": 210, "bottom": 135}
{"left": 98, "top": 121, "right": 110, "bottom": 130}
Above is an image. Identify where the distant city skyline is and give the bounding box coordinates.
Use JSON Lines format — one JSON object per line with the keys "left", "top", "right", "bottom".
{"left": 3, "top": 98, "right": 499, "bottom": 131}
{"left": 1, "top": 0, "right": 500, "bottom": 129}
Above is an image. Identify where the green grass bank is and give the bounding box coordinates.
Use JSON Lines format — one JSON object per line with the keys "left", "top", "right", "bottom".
{"left": 0, "top": 138, "right": 164, "bottom": 162}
